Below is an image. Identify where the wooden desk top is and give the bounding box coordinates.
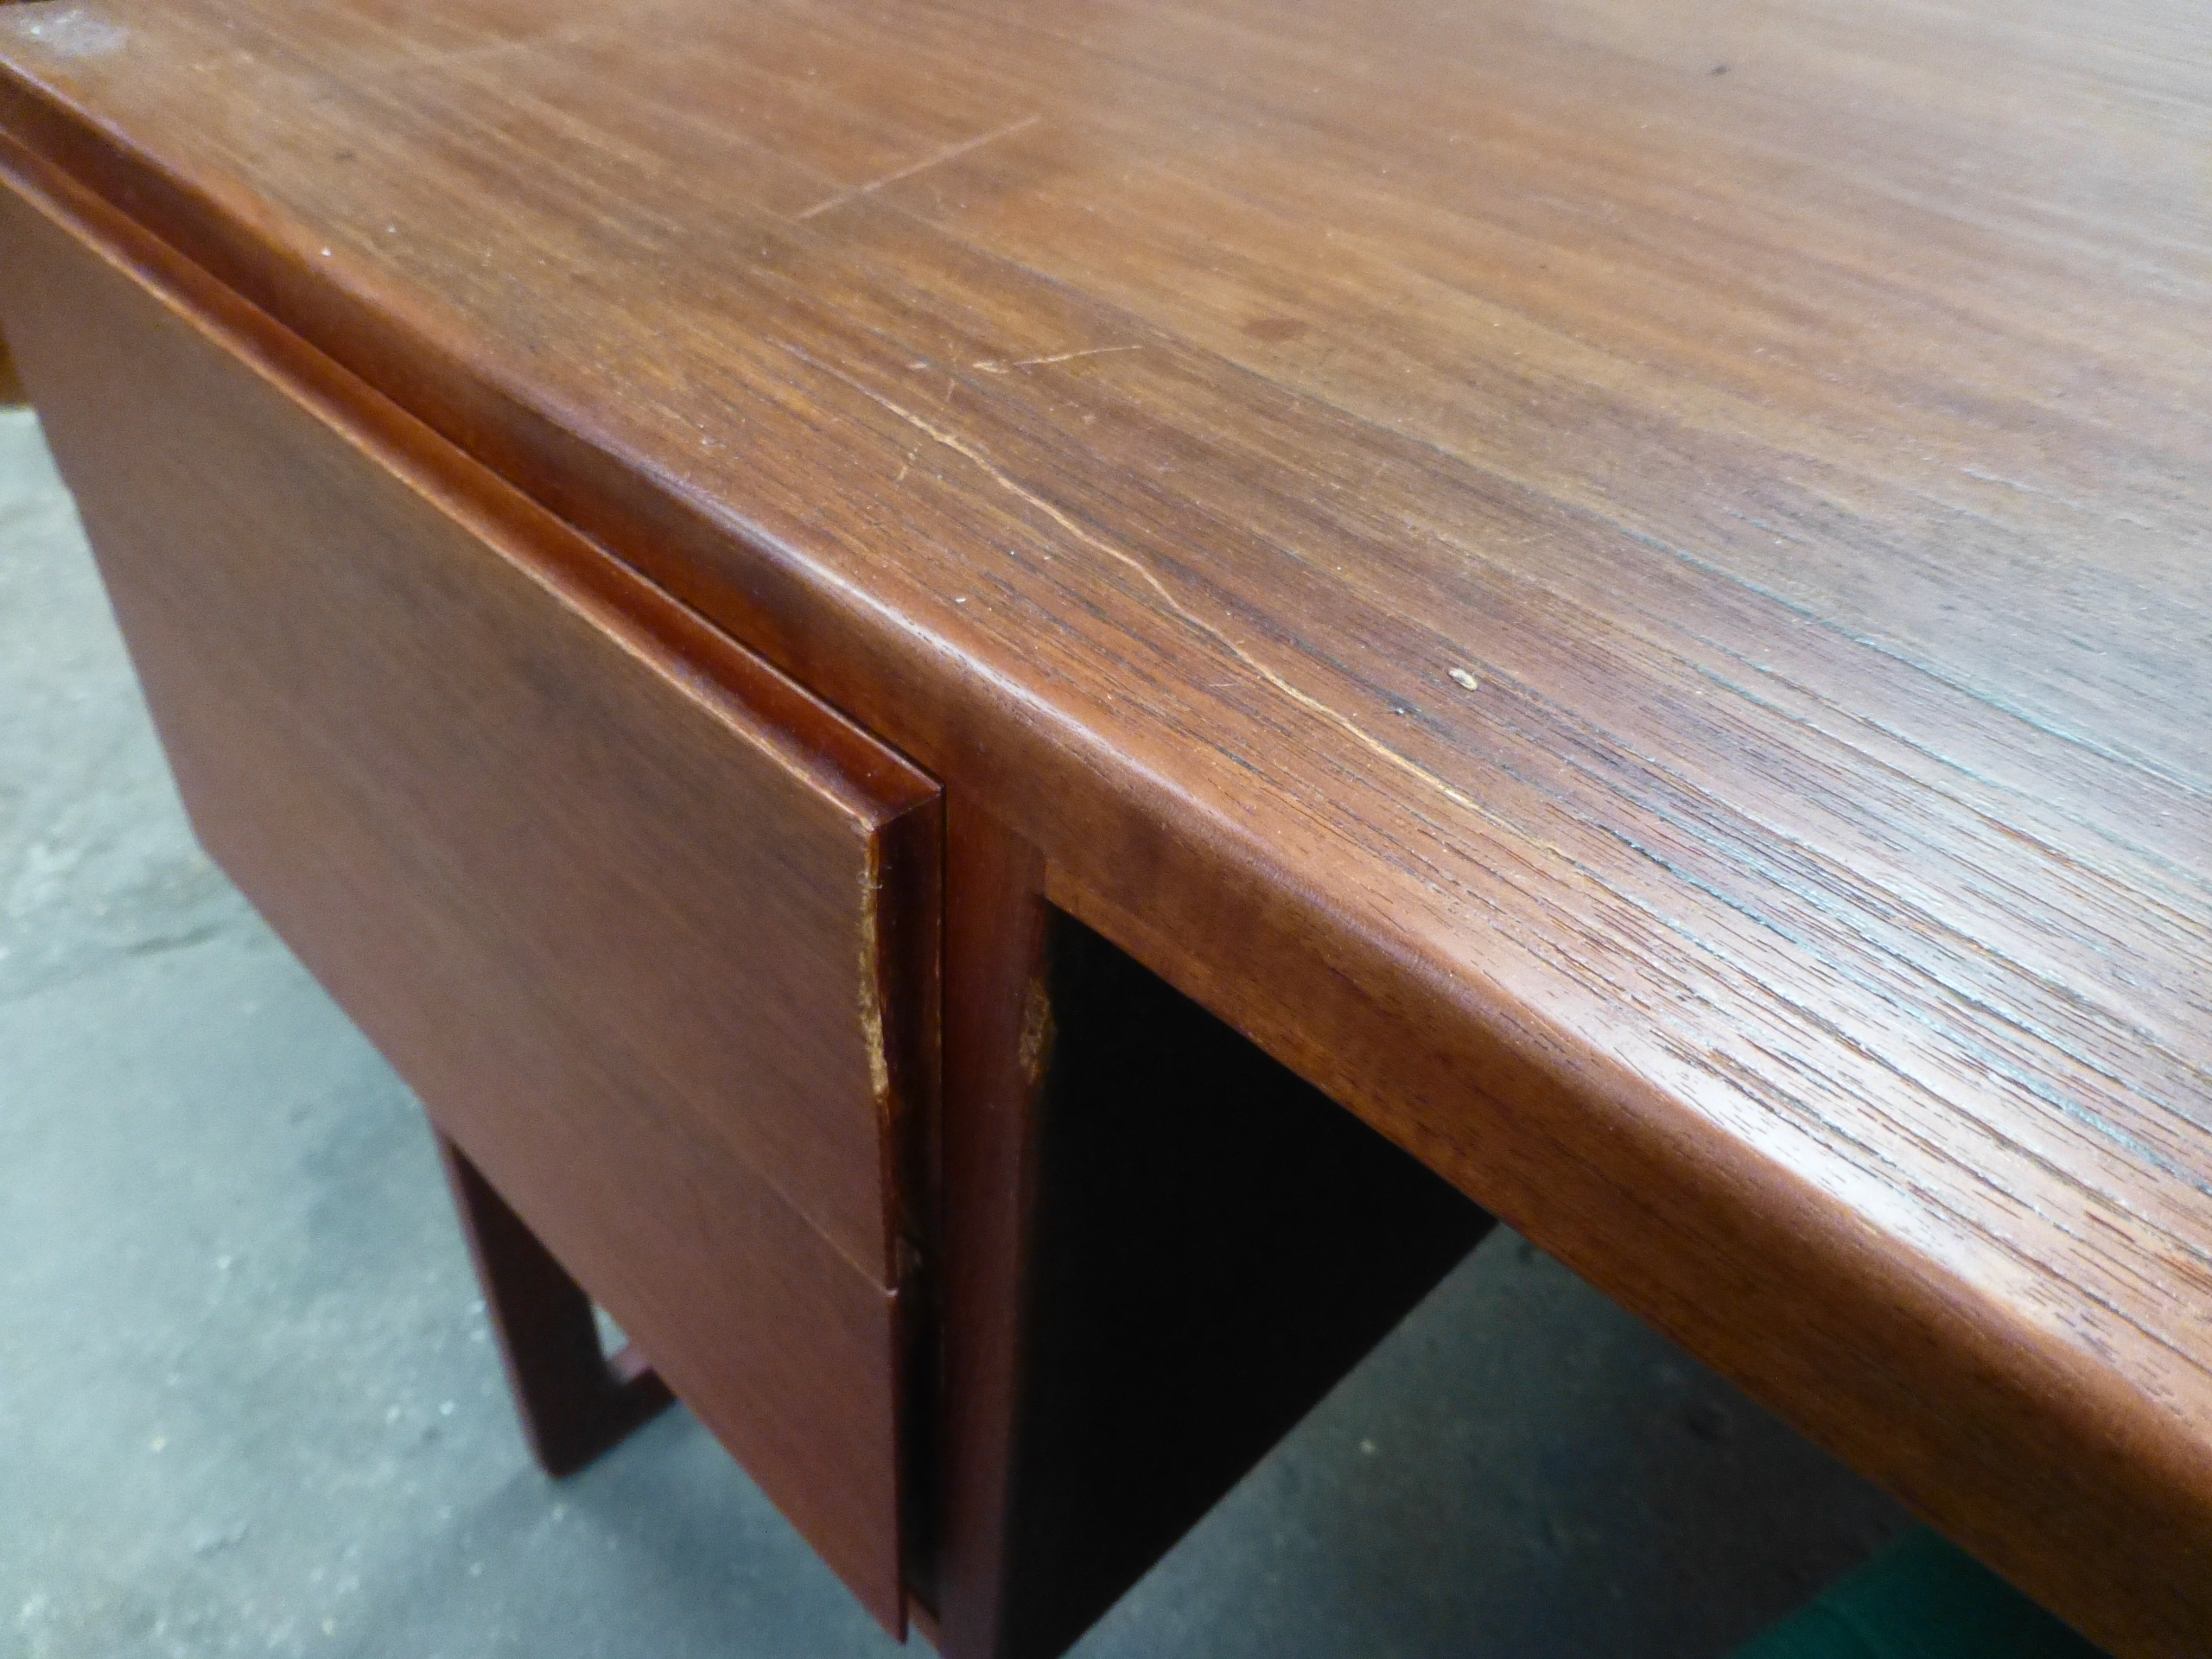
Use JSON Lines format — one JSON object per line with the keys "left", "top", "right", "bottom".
{"left": 2, "top": 0, "right": 2204, "bottom": 1645}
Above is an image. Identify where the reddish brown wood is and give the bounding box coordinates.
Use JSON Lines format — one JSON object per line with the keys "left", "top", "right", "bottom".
{"left": 0, "top": 160, "right": 932, "bottom": 1636}
{"left": 0, "top": 321, "right": 20, "bottom": 404}
{"left": 932, "top": 810, "right": 1491, "bottom": 1659}
{"left": 3, "top": 0, "right": 2209, "bottom": 1649}
{"left": 436, "top": 1132, "right": 676, "bottom": 1478}
{"left": 933, "top": 798, "right": 1052, "bottom": 1657}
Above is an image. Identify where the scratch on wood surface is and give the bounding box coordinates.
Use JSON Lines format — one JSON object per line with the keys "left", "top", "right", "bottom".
{"left": 796, "top": 115, "right": 1041, "bottom": 220}
{"left": 781, "top": 343, "right": 1528, "bottom": 834}
{"left": 1019, "top": 974, "right": 1056, "bottom": 1086}
{"left": 974, "top": 346, "right": 1142, "bottom": 373}
{"left": 857, "top": 851, "right": 891, "bottom": 1109}
{"left": 395, "top": 19, "right": 605, "bottom": 71}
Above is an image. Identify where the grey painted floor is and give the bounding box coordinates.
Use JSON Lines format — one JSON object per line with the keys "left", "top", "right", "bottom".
{"left": 0, "top": 404, "right": 1908, "bottom": 1659}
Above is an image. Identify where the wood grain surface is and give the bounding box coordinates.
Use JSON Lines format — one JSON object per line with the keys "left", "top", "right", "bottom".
{"left": 0, "top": 162, "right": 937, "bottom": 1632}
{"left": 934, "top": 802, "right": 1055, "bottom": 1656}
{"left": 1, "top": 0, "right": 2207, "bottom": 1649}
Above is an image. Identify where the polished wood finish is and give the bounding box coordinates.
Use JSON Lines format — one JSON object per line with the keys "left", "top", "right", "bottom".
{"left": 3, "top": 0, "right": 2209, "bottom": 1649}
{"left": 0, "top": 322, "right": 20, "bottom": 404}
{"left": 0, "top": 157, "right": 936, "bottom": 1634}
{"left": 436, "top": 1133, "right": 677, "bottom": 1478}
{"left": 933, "top": 802, "right": 1055, "bottom": 1656}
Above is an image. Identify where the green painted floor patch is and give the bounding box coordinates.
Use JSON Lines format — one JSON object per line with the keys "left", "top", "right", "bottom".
{"left": 1732, "top": 1529, "right": 2107, "bottom": 1659}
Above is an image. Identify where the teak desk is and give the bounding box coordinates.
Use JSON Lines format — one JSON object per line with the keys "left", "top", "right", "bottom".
{"left": 1, "top": 0, "right": 2204, "bottom": 1652}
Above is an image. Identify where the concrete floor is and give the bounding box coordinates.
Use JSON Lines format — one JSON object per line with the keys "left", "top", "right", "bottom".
{"left": 0, "top": 404, "right": 1910, "bottom": 1659}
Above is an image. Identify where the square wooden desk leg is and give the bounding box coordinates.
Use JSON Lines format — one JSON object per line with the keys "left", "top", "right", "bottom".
{"left": 0, "top": 322, "right": 23, "bottom": 406}
{"left": 435, "top": 1131, "right": 675, "bottom": 1478}
{"left": 934, "top": 804, "right": 1492, "bottom": 1659}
